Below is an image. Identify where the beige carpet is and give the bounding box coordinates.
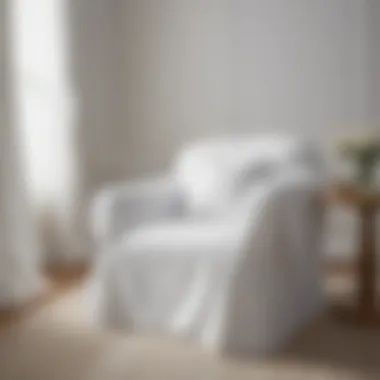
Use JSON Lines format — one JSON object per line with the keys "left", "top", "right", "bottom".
{"left": 0, "top": 285, "right": 379, "bottom": 380}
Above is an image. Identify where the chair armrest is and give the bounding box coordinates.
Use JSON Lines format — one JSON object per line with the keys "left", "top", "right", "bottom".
{"left": 90, "top": 176, "right": 184, "bottom": 249}
{"left": 222, "top": 170, "right": 326, "bottom": 354}
{"left": 250, "top": 169, "right": 326, "bottom": 255}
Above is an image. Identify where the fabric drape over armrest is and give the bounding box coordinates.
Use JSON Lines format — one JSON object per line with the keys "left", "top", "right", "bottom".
{"left": 90, "top": 177, "right": 184, "bottom": 250}
{"left": 221, "top": 169, "right": 325, "bottom": 354}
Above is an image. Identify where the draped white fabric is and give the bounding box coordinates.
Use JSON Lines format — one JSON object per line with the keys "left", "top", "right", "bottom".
{"left": 90, "top": 137, "right": 326, "bottom": 355}
{"left": 12, "top": 0, "right": 83, "bottom": 262}
{"left": 0, "top": 1, "right": 44, "bottom": 306}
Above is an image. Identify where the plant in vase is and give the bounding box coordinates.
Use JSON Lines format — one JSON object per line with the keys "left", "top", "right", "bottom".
{"left": 338, "top": 136, "right": 380, "bottom": 190}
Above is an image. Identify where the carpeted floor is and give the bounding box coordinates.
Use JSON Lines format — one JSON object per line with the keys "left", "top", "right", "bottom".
{"left": 0, "top": 284, "right": 379, "bottom": 380}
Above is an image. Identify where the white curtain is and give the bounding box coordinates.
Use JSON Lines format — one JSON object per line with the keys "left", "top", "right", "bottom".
{"left": 11, "top": 0, "right": 84, "bottom": 263}
{"left": 0, "top": 0, "right": 44, "bottom": 306}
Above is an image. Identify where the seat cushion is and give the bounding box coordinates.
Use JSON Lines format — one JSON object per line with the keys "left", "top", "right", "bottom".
{"left": 105, "top": 219, "right": 244, "bottom": 333}
{"left": 122, "top": 219, "right": 243, "bottom": 258}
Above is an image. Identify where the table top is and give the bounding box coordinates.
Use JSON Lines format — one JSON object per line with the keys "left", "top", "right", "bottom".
{"left": 327, "top": 183, "right": 380, "bottom": 209}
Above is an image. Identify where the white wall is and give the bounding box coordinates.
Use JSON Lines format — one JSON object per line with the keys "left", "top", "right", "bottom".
{"left": 120, "top": 0, "right": 230, "bottom": 177}
{"left": 68, "top": 0, "right": 125, "bottom": 187}
{"left": 369, "top": 0, "right": 380, "bottom": 124}
{"left": 115, "top": 0, "right": 374, "bottom": 174}
{"left": 231, "top": 0, "right": 372, "bottom": 138}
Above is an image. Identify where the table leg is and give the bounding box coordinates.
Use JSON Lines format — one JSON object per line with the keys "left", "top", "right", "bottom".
{"left": 332, "top": 206, "right": 380, "bottom": 327}
{"left": 356, "top": 207, "right": 380, "bottom": 325}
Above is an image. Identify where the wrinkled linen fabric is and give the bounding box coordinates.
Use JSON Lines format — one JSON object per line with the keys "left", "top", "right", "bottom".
{"left": 89, "top": 136, "right": 326, "bottom": 356}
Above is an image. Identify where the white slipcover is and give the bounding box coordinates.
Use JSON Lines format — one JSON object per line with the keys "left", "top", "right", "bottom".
{"left": 90, "top": 136, "right": 326, "bottom": 356}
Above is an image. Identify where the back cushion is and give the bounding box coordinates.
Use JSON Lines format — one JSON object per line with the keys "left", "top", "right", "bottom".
{"left": 174, "top": 143, "right": 232, "bottom": 215}
{"left": 174, "top": 136, "right": 314, "bottom": 215}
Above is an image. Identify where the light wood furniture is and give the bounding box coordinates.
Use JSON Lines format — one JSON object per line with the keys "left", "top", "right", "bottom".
{"left": 327, "top": 183, "right": 380, "bottom": 327}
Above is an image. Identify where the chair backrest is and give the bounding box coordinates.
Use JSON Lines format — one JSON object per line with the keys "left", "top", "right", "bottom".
{"left": 174, "top": 135, "right": 322, "bottom": 215}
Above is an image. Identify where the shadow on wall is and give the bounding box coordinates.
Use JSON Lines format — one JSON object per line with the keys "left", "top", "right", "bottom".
{"left": 64, "top": 0, "right": 127, "bottom": 259}
{"left": 67, "top": 0, "right": 126, "bottom": 186}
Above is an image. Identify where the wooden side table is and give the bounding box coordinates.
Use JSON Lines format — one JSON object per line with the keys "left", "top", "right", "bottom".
{"left": 327, "top": 184, "right": 380, "bottom": 327}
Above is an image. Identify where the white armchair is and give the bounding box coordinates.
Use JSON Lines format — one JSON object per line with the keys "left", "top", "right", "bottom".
{"left": 90, "top": 136, "right": 326, "bottom": 356}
